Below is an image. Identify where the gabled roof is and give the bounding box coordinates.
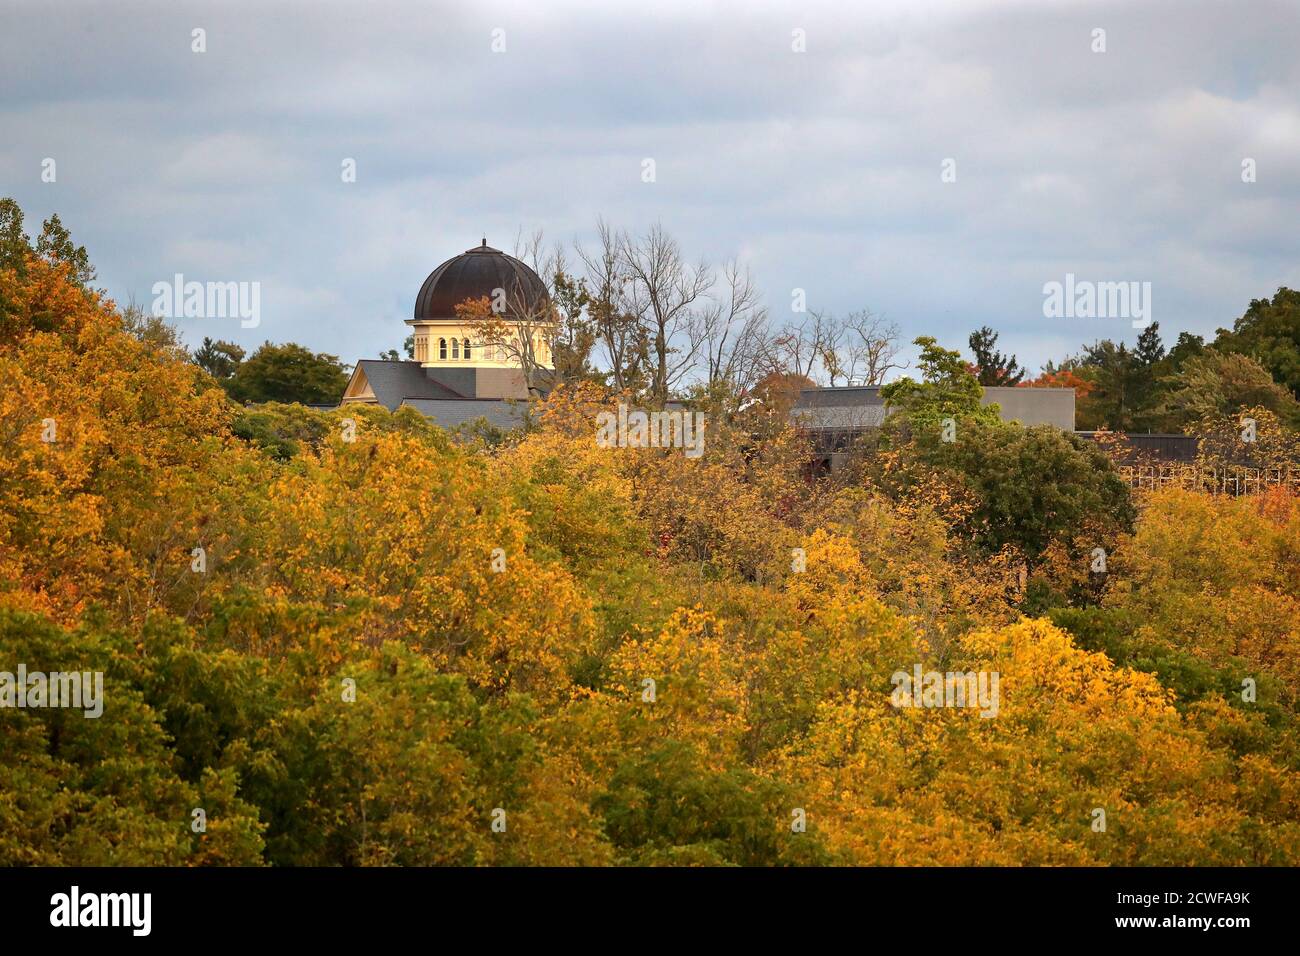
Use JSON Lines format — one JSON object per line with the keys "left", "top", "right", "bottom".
{"left": 400, "top": 399, "right": 528, "bottom": 431}
{"left": 349, "top": 360, "right": 467, "bottom": 410}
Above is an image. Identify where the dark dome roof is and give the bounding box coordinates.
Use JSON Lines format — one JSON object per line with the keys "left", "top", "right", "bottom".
{"left": 414, "top": 241, "right": 550, "bottom": 320}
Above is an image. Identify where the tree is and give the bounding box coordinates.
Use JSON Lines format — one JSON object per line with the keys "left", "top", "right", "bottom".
{"left": 576, "top": 218, "right": 649, "bottom": 394}
{"left": 0, "top": 198, "right": 30, "bottom": 276}
{"left": 193, "top": 337, "right": 246, "bottom": 380}
{"left": 1165, "top": 331, "right": 1206, "bottom": 372}
{"left": 1155, "top": 350, "right": 1300, "bottom": 430}
{"left": 1133, "top": 322, "right": 1166, "bottom": 367}
{"left": 5, "top": 211, "right": 1300, "bottom": 869}
{"left": 619, "top": 223, "right": 714, "bottom": 404}
{"left": 1104, "top": 486, "right": 1300, "bottom": 702}
{"left": 919, "top": 421, "right": 1135, "bottom": 563}
{"left": 841, "top": 310, "right": 903, "bottom": 385}
{"left": 748, "top": 369, "right": 817, "bottom": 419}
{"left": 224, "top": 342, "right": 349, "bottom": 405}
{"left": 879, "top": 336, "right": 1001, "bottom": 433}
{"left": 1019, "top": 366, "right": 1095, "bottom": 400}
{"left": 1214, "top": 287, "right": 1300, "bottom": 400}
{"left": 117, "top": 301, "right": 185, "bottom": 355}
{"left": 549, "top": 269, "right": 598, "bottom": 384}
{"left": 1056, "top": 324, "right": 1172, "bottom": 431}
{"left": 466, "top": 232, "right": 597, "bottom": 395}
{"left": 768, "top": 309, "right": 840, "bottom": 382}
{"left": 379, "top": 335, "right": 415, "bottom": 362}
{"left": 699, "top": 260, "right": 768, "bottom": 404}
{"left": 35, "top": 213, "right": 96, "bottom": 287}
{"left": 968, "top": 326, "right": 1024, "bottom": 385}
{"left": 513, "top": 230, "right": 599, "bottom": 386}
{"left": 460, "top": 294, "right": 554, "bottom": 395}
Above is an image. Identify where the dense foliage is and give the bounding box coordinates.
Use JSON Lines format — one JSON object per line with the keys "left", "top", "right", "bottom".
{"left": 2, "top": 215, "right": 1298, "bottom": 866}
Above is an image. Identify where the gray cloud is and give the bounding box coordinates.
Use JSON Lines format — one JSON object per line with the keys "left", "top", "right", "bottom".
{"left": 2, "top": 0, "right": 1298, "bottom": 372}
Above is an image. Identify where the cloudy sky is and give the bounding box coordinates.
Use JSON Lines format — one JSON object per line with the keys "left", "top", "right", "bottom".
{"left": 3, "top": 0, "right": 1298, "bottom": 376}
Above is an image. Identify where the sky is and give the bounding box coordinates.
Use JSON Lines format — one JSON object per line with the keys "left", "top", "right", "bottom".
{"left": 2, "top": 0, "right": 1298, "bottom": 377}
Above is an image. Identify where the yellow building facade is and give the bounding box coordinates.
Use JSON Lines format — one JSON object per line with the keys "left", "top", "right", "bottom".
{"left": 342, "top": 239, "right": 555, "bottom": 411}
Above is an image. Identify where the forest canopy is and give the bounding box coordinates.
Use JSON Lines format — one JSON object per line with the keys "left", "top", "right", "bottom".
{"left": 2, "top": 202, "right": 1298, "bottom": 866}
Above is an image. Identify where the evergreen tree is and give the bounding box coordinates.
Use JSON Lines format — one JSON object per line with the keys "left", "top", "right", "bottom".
{"left": 968, "top": 325, "right": 1024, "bottom": 385}
{"left": 193, "top": 337, "right": 246, "bottom": 380}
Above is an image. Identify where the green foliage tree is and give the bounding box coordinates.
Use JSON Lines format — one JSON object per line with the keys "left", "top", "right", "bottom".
{"left": 1165, "top": 330, "right": 1206, "bottom": 371}
{"left": 1156, "top": 350, "right": 1300, "bottom": 430}
{"left": 224, "top": 342, "right": 350, "bottom": 405}
{"left": 0, "top": 611, "right": 266, "bottom": 865}
{"left": 930, "top": 421, "right": 1135, "bottom": 561}
{"left": 874, "top": 417, "right": 1135, "bottom": 565}
{"left": 1071, "top": 325, "right": 1168, "bottom": 431}
{"left": 880, "top": 336, "right": 1001, "bottom": 433}
{"left": 1214, "top": 287, "right": 1300, "bottom": 400}
{"left": 549, "top": 269, "right": 599, "bottom": 384}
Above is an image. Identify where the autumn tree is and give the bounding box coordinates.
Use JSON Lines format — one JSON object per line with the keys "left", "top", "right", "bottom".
{"left": 35, "top": 213, "right": 96, "bottom": 288}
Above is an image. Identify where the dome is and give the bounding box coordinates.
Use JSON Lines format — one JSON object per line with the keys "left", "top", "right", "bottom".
{"left": 413, "top": 240, "right": 550, "bottom": 320}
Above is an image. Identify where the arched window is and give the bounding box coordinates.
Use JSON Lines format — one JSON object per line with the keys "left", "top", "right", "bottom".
{"left": 438, "top": 338, "right": 447, "bottom": 360}
{"left": 463, "top": 338, "right": 471, "bottom": 361}
{"left": 452, "top": 338, "right": 460, "bottom": 359}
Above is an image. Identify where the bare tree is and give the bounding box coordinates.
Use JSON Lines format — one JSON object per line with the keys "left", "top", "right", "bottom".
{"left": 456, "top": 231, "right": 559, "bottom": 395}
{"left": 841, "top": 310, "right": 903, "bottom": 384}
{"left": 700, "top": 260, "right": 769, "bottom": 399}
{"left": 619, "top": 222, "right": 714, "bottom": 405}
{"left": 464, "top": 229, "right": 603, "bottom": 394}
{"left": 766, "top": 310, "right": 842, "bottom": 382}
{"left": 513, "top": 229, "right": 599, "bottom": 385}
{"left": 575, "top": 219, "right": 649, "bottom": 393}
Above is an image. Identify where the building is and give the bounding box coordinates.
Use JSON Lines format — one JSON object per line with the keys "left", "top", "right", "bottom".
{"left": 791, "top": 384, "right": 1079, "bottom": 472}
{"left": 341, "top": 240, "right": 554, "bottom": 429}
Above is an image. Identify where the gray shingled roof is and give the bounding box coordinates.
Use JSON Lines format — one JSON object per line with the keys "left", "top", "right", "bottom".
{"left": 401, "top": 399, "right": 528, "bottom": 431}
{"left": 793, "top": 386, "right": 884, "bottom": 409}
{"left": 355, "top": 360, "right": 467, "bottom": 410}
{"left": 791, "top": 405, "right": 889, "bottom": 429}
{"left": 790, "top": 386, "right": 889, "bottom": 429}
{"left": 788, "top": 384, "right": 1077, "bottom": 431}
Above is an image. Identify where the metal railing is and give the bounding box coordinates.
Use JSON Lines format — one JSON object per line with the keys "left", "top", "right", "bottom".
{"left": 1119, "top": 463, "right": 1300, "bottom": 495}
